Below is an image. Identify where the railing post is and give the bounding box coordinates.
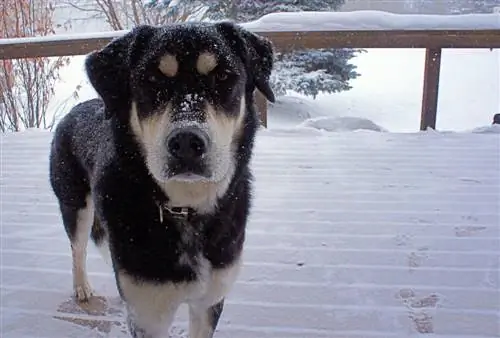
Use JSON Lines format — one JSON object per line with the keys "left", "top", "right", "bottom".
{"left": 255, "top": 90, "right": 268, "bottom": 128}
{"left": 420, "top": 48, "right": 442, "bottom": 131}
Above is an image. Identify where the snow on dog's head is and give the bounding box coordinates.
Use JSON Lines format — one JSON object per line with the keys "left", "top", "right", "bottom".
{"left": 85, "top": 22, "right": 275, "bottom": 212}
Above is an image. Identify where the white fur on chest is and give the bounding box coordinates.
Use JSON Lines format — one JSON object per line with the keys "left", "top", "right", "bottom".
{"left": 118, "top": 256, "right": 241, "bottom": 333}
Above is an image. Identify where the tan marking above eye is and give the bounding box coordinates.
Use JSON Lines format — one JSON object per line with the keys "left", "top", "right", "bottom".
{"left": 158, "top": 54, "right": 178, "bottom": 77}
{"left": 196, "top": 52, "right": 217, "bottom": 75}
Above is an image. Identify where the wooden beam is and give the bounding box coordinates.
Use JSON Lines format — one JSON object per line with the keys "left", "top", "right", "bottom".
{"left": 420, "top": 48, "right": 442, "bottom": 131}
{"left": 1, "top": 29, "right": 500, "bottom": 60}
{"left": 265, "top": 29, "right": 500, "bottom": 52}
{"left": 0, "top": 36, "right": 112, "bottom": 60}
{"left": 255, "top": 90, "right": 268, "bottom": 128}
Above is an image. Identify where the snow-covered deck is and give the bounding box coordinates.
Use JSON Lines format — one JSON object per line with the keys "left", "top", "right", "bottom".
{"left": 1, "top": 129, "right": 499, "bottom": 338}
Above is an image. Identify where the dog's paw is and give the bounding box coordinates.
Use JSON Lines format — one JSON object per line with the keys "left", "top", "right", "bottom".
{"left": 74, "top": 282, "right": 94, "bottom": 302}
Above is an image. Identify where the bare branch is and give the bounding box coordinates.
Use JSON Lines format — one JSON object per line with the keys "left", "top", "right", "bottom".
{"left": 58, "top": 0, "right": 103, "bottom": 13}
{"left": 0, "top": 0, "right": 80, "bottom": 132}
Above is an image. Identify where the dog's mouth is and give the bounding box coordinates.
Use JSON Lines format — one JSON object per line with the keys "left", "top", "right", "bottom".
{"left": 168, "top": 172, "right": 209, "bottom": 182}
{"left": 165, "top": 163, "right": 210, "bottom": 182}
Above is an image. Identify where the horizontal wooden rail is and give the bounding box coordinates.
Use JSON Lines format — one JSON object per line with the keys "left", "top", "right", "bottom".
{"left": 1, "top": 29, "right": 500, "bottom": 60}
{"left": 1, "top": 28, "right": 499, "bottom": 129}
{"left": 266, "top": 29, "right": 500, "bottom": 51}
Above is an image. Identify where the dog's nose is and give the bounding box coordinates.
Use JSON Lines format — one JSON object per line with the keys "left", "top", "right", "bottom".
{"left": 167, "top": 128, "right": 208, "bottom": 161}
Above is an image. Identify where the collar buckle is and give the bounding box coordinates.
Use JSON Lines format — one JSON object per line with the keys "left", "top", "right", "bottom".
{"left": 158, "top": 203, "right": 194, "bottom": 223}
{"left": 166, "top": 206, "right": 191, "bottom": 218}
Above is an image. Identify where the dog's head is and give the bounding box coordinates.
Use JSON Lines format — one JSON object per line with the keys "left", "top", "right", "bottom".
{"left": 85, "top": 22, "right": 275, "bottom": 210}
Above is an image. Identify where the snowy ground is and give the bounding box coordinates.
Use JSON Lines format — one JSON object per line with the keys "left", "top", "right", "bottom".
{"left": 1, "top": 127, "right": 499, "bottom": 337}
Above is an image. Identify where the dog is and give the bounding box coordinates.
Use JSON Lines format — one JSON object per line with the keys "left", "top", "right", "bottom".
{"left": 48, "top": 21, "right": 275, "bottom": 338}
{"left": 493, "top": 113, "right": 500, "bottom": 125}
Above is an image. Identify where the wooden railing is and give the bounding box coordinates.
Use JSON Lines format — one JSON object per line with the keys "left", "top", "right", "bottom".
{"left": 1, "top": 27, "right": 499, "bottom": 129}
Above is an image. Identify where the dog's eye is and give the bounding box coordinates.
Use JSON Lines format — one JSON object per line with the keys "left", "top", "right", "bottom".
{"left": 148, "top": 75, "right": 158, "bottom": 83}
{"left": 216, "top": 72, "right": 228, "bottom": 81}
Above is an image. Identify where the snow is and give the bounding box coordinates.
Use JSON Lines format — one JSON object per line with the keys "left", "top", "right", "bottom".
{"left": 270, "top": 47, "right": 498, "bottom": 132}
{"left": 2, "top": 9, "right": 499, "bottom": 46}
{"left": 0, "top": 30, "right": 125, "bottom": 46}
{"left": 241, "top": 10, "right": 500, "bottom": 32}
{"left": 1, "top": 128, "right": 499, "bottom": 337}
{"left": 470, "top": 124, "right": 500, "bottom": 134}
{"left": 266, "top": 95, "right": 325, "bottom": 127}
{"left": 304, "top": 48, "right": 499, "bottom": 132}
{"left": 299, "top": 116, "right": 387, "bottom": 132}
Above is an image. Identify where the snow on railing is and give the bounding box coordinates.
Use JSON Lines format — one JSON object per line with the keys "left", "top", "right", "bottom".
{"left": 241, "top": 10, "right": 500, "bottom": 31}
{"left": 0, "top": 10, "right": 499, "bottom": 129}
{"left": 1, "top": 10, "right": 499, "bottom": 51}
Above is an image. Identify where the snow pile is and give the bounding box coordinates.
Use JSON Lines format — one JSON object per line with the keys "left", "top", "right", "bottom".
{"left": 267, "top": 95, "right": 324, "bottom": 127}
{"left": 242, "top": 10, "right": 500, "bottom": 32}
{"left": 299, "top": 116, "right": 387, "bottom": 132}
{"left": 266, "top": 94, "right": 387, "bottom": 132}
{"left": 470, "top": 124, "right": 500, "bottom": 134}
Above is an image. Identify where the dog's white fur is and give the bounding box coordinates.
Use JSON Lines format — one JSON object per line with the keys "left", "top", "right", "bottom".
{"left": 71, "top": 194, "right": 95, "bottom": 301}
{"left": 119, "top": 257, "right": 242, "bottom": 338}
{"left": 129, "top": 96, "right": 246, "bottom": 214}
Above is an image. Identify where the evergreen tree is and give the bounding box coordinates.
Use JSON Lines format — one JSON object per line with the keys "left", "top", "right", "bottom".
{"left": 447, "top": 0, "right": 499, "bottom": 14}
{"left": 148, "top": 0, "right": 362, "bottom": 99}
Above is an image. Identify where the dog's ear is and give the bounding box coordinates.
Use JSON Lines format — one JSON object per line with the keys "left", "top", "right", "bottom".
{"left": 216, "top": 22, "right": 276, "bottom": 103}
{"left": 85, "top": 25, "right": 156, "bottom": 119}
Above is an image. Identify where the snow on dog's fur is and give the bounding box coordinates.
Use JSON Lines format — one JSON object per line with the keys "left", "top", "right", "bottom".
{"left": 49, "top": 22, "right": 275, "bottom": 338}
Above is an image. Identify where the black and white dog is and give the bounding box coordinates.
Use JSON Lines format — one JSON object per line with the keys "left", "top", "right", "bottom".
{"left": 49, "top": 21, "right": 275, "bottom": 338}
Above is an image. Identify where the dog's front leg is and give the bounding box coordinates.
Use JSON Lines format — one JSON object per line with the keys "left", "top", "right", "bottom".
{"left": 188, "top": 299, "right": 224, "bottom": 338}
{"left": 126, "top": 310, "right": 158, "bottom": 338}
{"left": 118, "top": 272, "right": 181, "bottom": 338}
{"left": 123, "top": 294, "right": 179, "bottom": 338}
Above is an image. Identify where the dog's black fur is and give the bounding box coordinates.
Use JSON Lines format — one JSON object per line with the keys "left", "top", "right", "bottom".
{"left": 493, "top": 113, "right": 500, "bottom": 125}
{"left": 49, "top": 22, "right": 275, "bottom": 338}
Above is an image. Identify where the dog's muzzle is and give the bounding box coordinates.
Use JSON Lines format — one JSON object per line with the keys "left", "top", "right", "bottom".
{"left": 166, "top": 126, "right": 210, "bottom": 179}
